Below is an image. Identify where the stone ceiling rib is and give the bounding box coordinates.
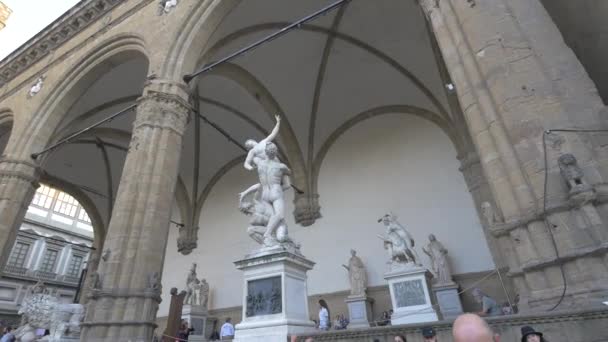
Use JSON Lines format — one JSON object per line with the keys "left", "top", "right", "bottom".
{"left": 203, "top": 22, "right": 450, "bottom": 120}
{"left": 307, "top": 3, "right": 350, "bottom": 176}
{"left": 198, "top": 96, "right": 269, "bottom": 137}
{"left": 54, "top": 95, "right": 139, "bottom": 139}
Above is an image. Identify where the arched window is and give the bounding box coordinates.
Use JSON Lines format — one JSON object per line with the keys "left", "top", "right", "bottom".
{"left": 28, "top": 184, "right": 92, "bottom": 231}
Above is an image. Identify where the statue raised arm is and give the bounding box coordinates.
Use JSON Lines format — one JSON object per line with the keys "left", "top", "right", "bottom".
{"left": 244, "top": 115, "right": 281, "bottom": 170}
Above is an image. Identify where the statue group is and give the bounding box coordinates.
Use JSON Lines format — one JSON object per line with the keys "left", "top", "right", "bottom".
{"left": 376, "top": 213, "right": 453, "bottom": 284}
{"left": 184, "top": 263, "right": 210, "bottom": 308}
{"left": 238, "top": 115, "right": 299, "bottom": 252}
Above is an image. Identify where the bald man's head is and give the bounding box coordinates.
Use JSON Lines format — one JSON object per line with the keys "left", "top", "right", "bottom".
{"left": 452, "top": 314, "right": 497, "bottom": 342}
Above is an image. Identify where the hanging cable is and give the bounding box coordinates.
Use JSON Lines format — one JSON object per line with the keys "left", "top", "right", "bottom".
{"left": 540, "top": 127, "right": 608, "bottom": 311}
{"left": 197, "top": 112, "right": 304, "bottom": 194}
{"left": 183, "top": 0, "right": 352, "bottom": 83}
{"left": 30, "top": 104, "right": 137, "bottom": 160}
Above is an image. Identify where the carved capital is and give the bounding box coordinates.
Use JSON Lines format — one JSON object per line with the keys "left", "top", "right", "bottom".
{"left": 134, "top": 90, "right": 191, "bottom": 135}
{"left": 293, "top": 192, "right": 321, "bottom": 226}
{"left": 0, "top": 157, "right": 41, "bottom": 188}
{"left": 177, "top": 225, "right": 198, "bottom": 255}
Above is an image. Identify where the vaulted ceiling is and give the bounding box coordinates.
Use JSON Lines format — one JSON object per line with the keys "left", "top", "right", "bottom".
{"left": 29, "top": 0, "right": 460, "bottom": 243}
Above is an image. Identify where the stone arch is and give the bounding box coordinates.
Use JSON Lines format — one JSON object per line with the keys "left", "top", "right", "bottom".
{"left": 18, "top": 33, "right": 149, "bottom": 161}
{"left": 0, "top": 108, "right": 14, "bottom": 155}
{"left": 39, "top": 173, "right": 105, "bottom": 250}
{"left": 312, "top": 105, "right": 462, "bottom": 195}
{"left": 162, "top": 0, "right": 240, "bottom": 80}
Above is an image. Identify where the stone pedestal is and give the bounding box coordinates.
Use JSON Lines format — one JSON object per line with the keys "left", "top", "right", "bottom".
{"left": 182, "top": 304, "right": 208, "bottom": 337}
{"left": 432, "top": 282, "right": 463, "bottom": 320}
{"left": 345, "top": 295, "right": 372, "bottom": 329}
{"left": 384, "top": 265, "right": 438, "bottom": 325}
{"left": 233, "top": 248, "right": 316, "bottom": 342}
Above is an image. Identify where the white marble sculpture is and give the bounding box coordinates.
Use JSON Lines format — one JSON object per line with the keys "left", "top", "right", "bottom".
{"left": 422, "top": 234, "right": 453, "bottom": 284}
{"left": 49, "top": 304, "right": 86, "bottom": 340}
{"left": 28, "top": 76, "right": 45, "bottom": 98}
{"left": 239, "top": 116, "right": 299, "bottom": 252}
{"left": 480, "top": 201, "right": 496, "bottom": 227}
{"left": 13, "top": 281, "right": 86, "bottom": 341}
{"left": 378, "top": 213, "right": 421, "bottom": 266}
{"left": 184, "top": 262, "right": 199, "bottom": 305}
{"left": 342, "top": 249, "right": 367, "bottom": 297}
{"left": 159, "top": 0, "right": 177, "bottom": 14}
{"left": 198, "top": 278, "right": 209, "bottom": 308}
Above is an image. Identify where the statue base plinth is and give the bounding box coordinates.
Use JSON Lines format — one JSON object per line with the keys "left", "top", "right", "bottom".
{"left": 432, "top": 282, "right": 463, "bottom": 320}
{"left": 345, "top": 295, "right": 373, "bottom": 329}
{"left": 384, "top": 264, "right": 438, "bottom": 325}
{"left": 233, "top": 249, "right": 316, "bottom": 342}
{"left": 182, "top": 304, "right": 208, "bottom": 337}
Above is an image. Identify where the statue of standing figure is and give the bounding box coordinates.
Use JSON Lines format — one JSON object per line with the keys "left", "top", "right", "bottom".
{"left": 198, "top": 278, "right": 210, "bottom": 308}
{"left": 377, "top": 213, "right": 420, "bottom": 266}
{"left": 342, "top": 249, "right": 367, "bottom": 297}
{"left": 239, "top": 116, "right": 299, "bottom": 251}
{"left": 184, "top": 263, "right": 199, "bottom": 305}
{"left": 422, "top": 234, "right": 453, "bottom": 284}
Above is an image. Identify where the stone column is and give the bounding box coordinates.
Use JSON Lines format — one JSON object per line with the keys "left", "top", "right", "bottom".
{"left": 0, "top": 157, "right": 40, "bottom": 268}
{"left": 80, "top": 79, "right": 191, "bottom": 342}
{"left": 419, "top": 0, "right": 608, "bottom": 311}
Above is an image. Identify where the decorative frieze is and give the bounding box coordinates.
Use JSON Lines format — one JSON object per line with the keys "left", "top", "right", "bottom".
{"left": 0, "top": 0, "right": 124, "bottom": 87}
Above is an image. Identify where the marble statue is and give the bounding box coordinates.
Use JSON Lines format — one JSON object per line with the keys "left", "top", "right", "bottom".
{"left": 558, "top": 153, "right": 587, "bottom": 192}
{"left": 14, "top": 281, "right": 85, "bottom": 341}
{"left": 148, "top": 271, "right": 162, "bottom": 292}
{"left": 49, "top": 304, "right": 86, "bottom": 340}
{"left": 244, "top": 115, "right": 280, "bottom": 171}
{"left": 378, "top": 213, "right": 420, "bottom": 266}
{"left": 159, "top": 0, "right": 178, "bottom": 14}
{"left": 198, "top": 278, "right": 210, "bottom": 308}
{"left": 480, "top": 201, "right": 495, "bottom": 227}
{"left": 342, "top": 249, "right": 367, "bottom": 296}
{"left": 184, "top": 263, "right": 199, "bottom": 305}
{"left": 101, "top": 248, "right": 111, "bottom": 262}
{"left": 422, "top": 234, "right": 453, "bottom": 284}
{"left": 239, "top": 117, "right": 299, "bottom": 252}
{"left": 89, "top": 271, "right": 102, "bottom": 290}
{"left": 28, "top": 76, "right": 45, "bottom": 98}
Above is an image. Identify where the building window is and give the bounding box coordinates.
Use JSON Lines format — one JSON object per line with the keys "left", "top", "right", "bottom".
{"left": 77, "top": 208, "right": 91, "bottom": 223}
{"left": 65, "top": 255, "right": 84, "bottom": 278}
{"left": 31, "top": 185, "right": 56, "bottom": 209}
{"left": 53, "top": 192, "right": 78, "bottom": 217}
{"left": 39, "top": 249, "right": 59, "bottom": 273}
{"left": 7, "top": 242, "right": 30, "bottom": 268}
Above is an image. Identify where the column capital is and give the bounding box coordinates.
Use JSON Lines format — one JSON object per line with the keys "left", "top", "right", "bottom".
{"left": 133, "top": 79, "right": 192, "bottom": 135}
{"left": 0, "top": 157, "right": 41, "bottom": 188}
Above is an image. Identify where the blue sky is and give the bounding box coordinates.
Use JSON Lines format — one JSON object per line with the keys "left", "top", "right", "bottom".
{"left": 0, "top": 0, "right": 80, "bottom": 60}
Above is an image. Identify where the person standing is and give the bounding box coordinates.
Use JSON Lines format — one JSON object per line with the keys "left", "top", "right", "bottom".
{"left": 0, "top": 327, "right": 15, "bottom": 342}
{"left": 472, "top": 288, "right": 501, "bottom": 317}
{"left": 421, "top": 326, "right": 437, "bottom": 342}
{"left": 520, "top": 326, "right": 545, "bottom": 342}
{"left": 220, "top": 317, "right": 235, "bottom": 340}
{"left": 318, "top": 299, "right": 330, "bottom": 331}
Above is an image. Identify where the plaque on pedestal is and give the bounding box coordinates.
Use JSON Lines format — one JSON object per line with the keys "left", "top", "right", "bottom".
{"left": 384, "top": 265, "right": 438, "bottom": 325}
{"left": 182, "top": 304, "right": 208, "bottom": 337}
{"left": 345, "top": 295, "right": 372, "bottom": 329}
{"left": 233, "top": 248, "right": 316, "bottom": 342}
{"left": 432, "top": 282, "right": 463, "bottom": 320}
